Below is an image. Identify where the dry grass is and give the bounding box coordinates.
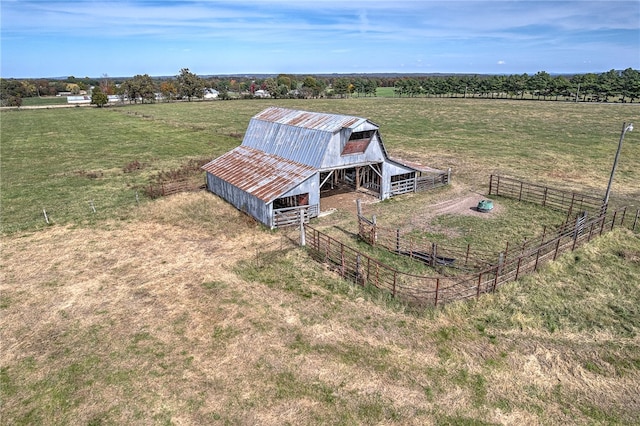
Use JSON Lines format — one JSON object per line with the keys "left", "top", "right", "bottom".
{"left": 2, "top": 192, "right": 639, "bottom": 425}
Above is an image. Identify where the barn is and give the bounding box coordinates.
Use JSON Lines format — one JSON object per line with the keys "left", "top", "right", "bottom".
{"left": 202, "top": 107, "right": 449, "bottom": 228}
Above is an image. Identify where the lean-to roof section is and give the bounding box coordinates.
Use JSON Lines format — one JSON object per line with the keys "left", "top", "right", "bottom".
{"left": 201, "top": 145, "right": 316, "bottom": 203}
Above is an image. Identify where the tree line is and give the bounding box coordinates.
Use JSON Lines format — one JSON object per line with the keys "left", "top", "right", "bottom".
{"left": 1, "top": 68, "right": 638, "bottom": 107}
{"left": 390, "top": 69, "right": 640, "bottom": 102}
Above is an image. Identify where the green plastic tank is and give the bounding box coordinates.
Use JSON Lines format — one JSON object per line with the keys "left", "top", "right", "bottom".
{"left": 477, "top": 199, "right": 494, "bottom": 213}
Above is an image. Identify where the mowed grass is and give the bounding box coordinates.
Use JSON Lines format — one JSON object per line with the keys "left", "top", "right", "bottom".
{"left": 1, "top": 99, "right": 640, "bottom": 424}
{"left": 2, "top": 98, "right": 638, "bottom": 233}
{"left": 20, "top": 96, "right": 69, "bottom": 107}
{"left": 1, "top": 105, "right": 241, "bottom": 233}
{"left": 1, "top": 193, "right": 639, "bottom": 425}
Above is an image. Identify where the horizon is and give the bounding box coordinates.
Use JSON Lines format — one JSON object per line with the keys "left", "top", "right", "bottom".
{"left": 2, "top": 1, "right": 639, "bottom": 79}
{"left": 7, "top": 70, "right": 623, "bottom": 81}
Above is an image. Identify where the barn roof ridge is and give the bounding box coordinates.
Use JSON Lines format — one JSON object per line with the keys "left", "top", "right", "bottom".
{"left": 253, "top": 106, "right": 371, "bottom": 132}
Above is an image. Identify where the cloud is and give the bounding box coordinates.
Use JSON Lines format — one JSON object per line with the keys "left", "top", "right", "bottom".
{"left": 497, "top": 60, "right": 506, "bottom": 65}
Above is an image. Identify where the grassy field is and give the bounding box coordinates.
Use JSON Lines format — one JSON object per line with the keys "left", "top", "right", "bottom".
{"left": 1, "top": 98, "right": 639, "bottom": 425}
{"left": 20, "top": 96, "right": 69, "bottom": 107}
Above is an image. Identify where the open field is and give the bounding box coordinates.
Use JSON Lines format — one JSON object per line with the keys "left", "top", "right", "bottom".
{"left": 20, "top": 96, "right": 69, "bottom": 107}
{"left": 1, "top": 99, "right": 640, "bottom": 424}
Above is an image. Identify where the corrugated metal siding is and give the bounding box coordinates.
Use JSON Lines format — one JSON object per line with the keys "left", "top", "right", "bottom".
{"left": 202, "top": 145, "right": 316, "bottom": 203}
{"left": 242, "top": 107, "right": 379, "bottom": 169}
{"left": 206, "top": 173, "right": 271, "bottom": 226}
{"left": 242, "top": 120, "right": 329, "bottom": 168}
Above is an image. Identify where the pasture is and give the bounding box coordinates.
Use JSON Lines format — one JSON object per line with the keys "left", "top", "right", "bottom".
{"left": 1, "top": 98, "right": 639, "bottom": 425}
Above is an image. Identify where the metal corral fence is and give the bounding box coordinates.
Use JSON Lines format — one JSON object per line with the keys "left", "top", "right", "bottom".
{"left": 305, "top": 174, "right": 639, "bottom": 306}
{"left": 488, "top": 174, "right": 606, "bottom": 219}
{"left": 273, "top": 205, "right": 319, "bottom": 228}
{"left": 358, "top": 216, "right": 498, "bottom": 272}
{"left": 307, "top": 206, "right": 637, "bottom": 306}
{"left": 390, "top": 169, "right": 451, "bottom": 196}
{"left": 146, "top": 179, "right": 206, "bottom": 198}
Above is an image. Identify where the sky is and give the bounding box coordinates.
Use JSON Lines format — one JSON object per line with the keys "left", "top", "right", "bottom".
{"left": 1, "top": 0, "right": 639, "bottom": 79}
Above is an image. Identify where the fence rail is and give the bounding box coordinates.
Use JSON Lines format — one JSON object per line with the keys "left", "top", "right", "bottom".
{"left": 488, "top": 175, "right": 605, "bottom": 218}
{"left": 147, "top": 179, "right": 206, "bottom": 198}
{"left": 273, "top": 205, "right": 319, "bottom": 228}
{"left": 305, "top": 175, "right": 638, "bottom": 306}
{"left": 390, "top": 170, "right": 451, "bottom": 196}
{"left": 308, "top": 206, "right": 635, "bottom": 306}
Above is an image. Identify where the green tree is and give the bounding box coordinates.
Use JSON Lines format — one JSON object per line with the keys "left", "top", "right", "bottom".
{"left": 176, "top": 68, "right": 204, "bottom": 101}
{"left": 120, "top": 74, "right": 156, "bottom": 104}
{"left": 597, "top": 69, "right": 621, "bottom": 101}
{"left": 364, "top": 79, "right": 377, "bottom": 96}
{"left": 0, "top": 79, "right": 28, "bottom": 105}
{"left": 263, "top": 78, "right": 278, "bottom": 98}
{"left": 276, "top": 74, "right": 294, "bottom": 90}
{"left": 550, "top": 75, "right": 572, "bottom": 101}
{"left": 90, "top": 86, "right": 108, "bottom": 107}
{"left": 302, "top": 76, "right": 320, "bottom": 98}
{"left": 620, "top": 68, "right": 640, "bottom": 102}
{"left": 333, "top": 78, "right": 350, "bottom": 98}
{"left": 529, "top": 71, "right": 552, "bottom": 100}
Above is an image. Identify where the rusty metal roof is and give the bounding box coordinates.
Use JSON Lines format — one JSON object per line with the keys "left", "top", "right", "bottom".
{"left": 253, "top": 106, "right": 366, "bottom": 131}
{"left": 202, "top": 145, "right": 316, "bottom": 203}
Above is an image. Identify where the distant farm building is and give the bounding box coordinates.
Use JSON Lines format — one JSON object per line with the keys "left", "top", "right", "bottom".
{"left": 67, "top": 95, "right": 122, "bottom": 105}
{"left": 202, "top": 107, "right": 450, "bottom": 228}
{"left": 203, "top": 89, "right": 219, "bottom": 100}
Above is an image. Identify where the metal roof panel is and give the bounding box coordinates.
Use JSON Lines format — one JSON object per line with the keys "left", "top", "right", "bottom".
{"left": 202, "top": 146, "right": 316, "bottom": 203}
{"left": 253, "top": 106, "right": 367, "bottom": 132}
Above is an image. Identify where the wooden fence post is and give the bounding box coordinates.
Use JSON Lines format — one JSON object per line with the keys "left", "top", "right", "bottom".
{"left": 633, "top": 209, "right": 639, "bottom": 232}
{"left": 431, "top": 243, "right": 437, "bottom": 267}
{"left": 435, "top": 278, "right": 440, "bottom": 306}
{"left": 476, "top": 273, "right": 482, "bottom": 298}
{"left": 372, "top": 215, "right": 377, "bottom": 245}
{"left": 611, "top": 210, "right": 618, "bottom": 231}
{"left": 493, "top": 253, "right": 504, "bottom": 291}
{"left": 515, "top": 257, "right": 522, "bottom": 280}
{"left": 518, "top": 181, "right": 523, "bottom": 201}
{"left": 299, "top": 210, "right": 306, "bottom": 247}
{"left": 465, "top": 243, "right": 471, "bottom": 266}
{"left": 534, "top": 246, "right": 541, "bottom": 271}
{"left": 489, "top": 175, "right": 494, "bottom": 195}
{"left": 396, "top": 229, "right": 401, "bottom": 252}
{"left": 553, "top": 236, "right": 562, "bottom": 260}
{"left": 392, "top": 271, "right": 397, "bottom": 298}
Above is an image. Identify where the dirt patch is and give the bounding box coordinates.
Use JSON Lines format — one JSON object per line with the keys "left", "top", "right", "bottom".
{"left": 429, "top": 193, "right": 503, "bottom": 218}
{"left": 319, "top": 187, "right": 380, "bottom": 216}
